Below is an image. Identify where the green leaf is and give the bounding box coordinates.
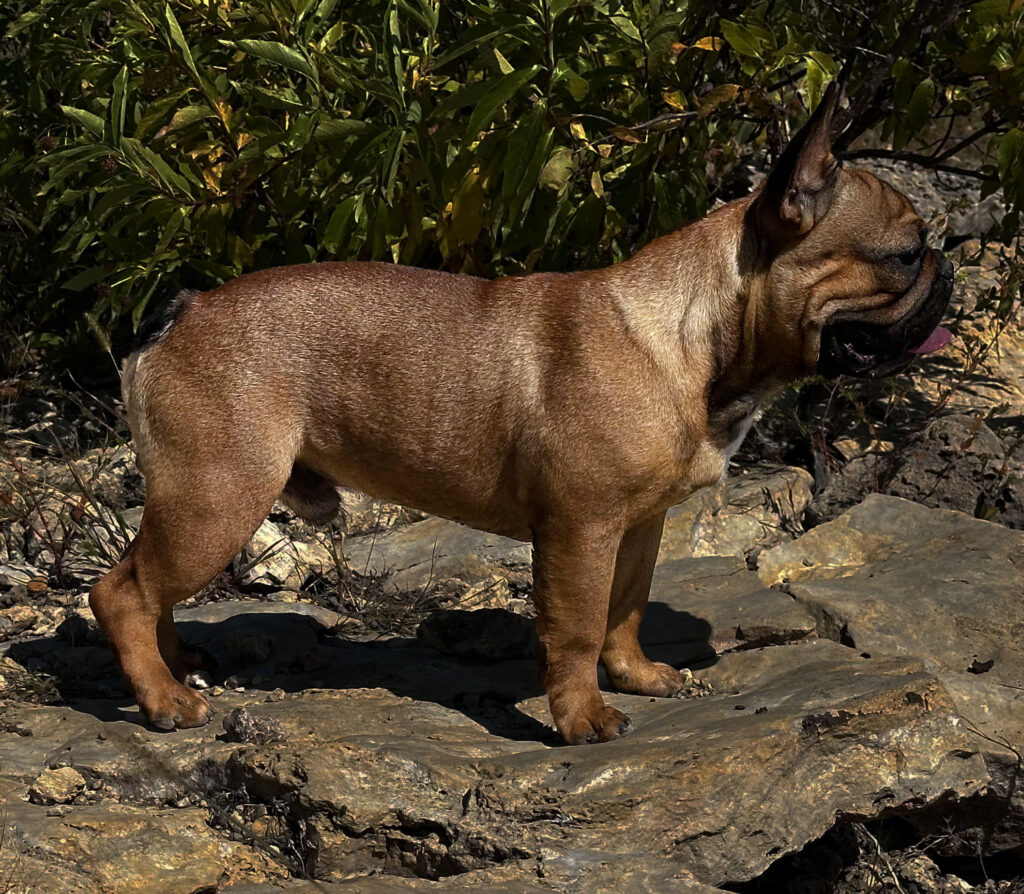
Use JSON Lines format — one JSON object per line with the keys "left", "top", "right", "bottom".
{"left": 160, "top": 103, "right": 215, "bottom": 134}
{"left": 904, "top": 77, "right": 935, "bottom": 136}
{"left": 380, "top": 128, "right": 405, "bottom": 202}
{"left": 803, "top": 52, "right": 833, "bottom": 109}
{"left": 145, "top": 207, "right": 188, "bottom": 274}
{"left": 549, "top": 0, "right": 576, "bottom": 19}
{"left": 998, "top": 127, "right": 1024, "bottom": 176}
{"left": 109, "top": 66, "right": 129, "bottom": 146}
{"left": 503, "top": 104, "right": 546, "bottom": 203}
{"left": 7, "top": 4, "right": 48, "bottom": 36}
{"left": 384, "top": 4, "right": 404, "bottom": 105}
{"left": 432, "top": 79, "right": 495, "bottom": 120}
{"left": 62, "top": 267, "right": 108, "bottom": 291}
{"left": 721, "top": 20, "right": 764, "bottom": 58}
{"left": 970, "top": 0, "right": 1010, "bottom": 25}
{"left": 121, "top": 138, "right": 194, "bottom": 198}
{"left": 463, "top": 66, "right": 542, "bottom": 142}
{"left": 396, "top": 0, "right": 435, "bottom": 31}
{"left": 60, "top": 105, "right": 105, "bottom": 137}
{"left": 322, "top": 194, "right": 359, "bottom": 253}
{"left": 233, "top": 39, "right": 319, "bottom": 85}
{"left": 433, "top": 16, "right": 527, "bottom": 68}
{"left": 451, "top": 168, "right": 486, "bottom": 245}
{"left": 164, "top": 6, "right": 201, "bottom": 83}
{"left": 313, "top": 117, "right": 380, "bottom": 141}
{"left": 92, "top": 184, "right": 144, "bottom": 222}
{"left": 610, "top": 15, "right": 642, "bottom": 42}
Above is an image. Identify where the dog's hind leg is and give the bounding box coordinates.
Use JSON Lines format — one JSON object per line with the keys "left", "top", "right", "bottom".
{"left": 90, "top": 447, "right": 292, "bottom": 730}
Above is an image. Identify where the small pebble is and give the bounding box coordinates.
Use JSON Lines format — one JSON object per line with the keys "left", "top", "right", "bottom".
{"left": 28, "top": 767, "right": 86, "bottom": 805}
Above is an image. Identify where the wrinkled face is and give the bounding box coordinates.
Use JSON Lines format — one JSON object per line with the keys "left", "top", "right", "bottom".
{"left": 748, "top": 74, "right": 954, "bottom": 381}
{"left": 771, "top": 169, "right": 955, "bottom": 379}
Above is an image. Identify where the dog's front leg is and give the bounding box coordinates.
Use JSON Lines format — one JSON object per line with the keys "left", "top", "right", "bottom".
{"left": 532, "top": 520, "right": 633, "bottom": 744}
{"left": 601, "top": 512, "right": 688, "bottom": 697}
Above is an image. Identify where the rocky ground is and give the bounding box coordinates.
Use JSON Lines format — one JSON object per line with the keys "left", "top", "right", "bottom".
{"left": 0, "top": 162, "right": 1022, "bottom": 892}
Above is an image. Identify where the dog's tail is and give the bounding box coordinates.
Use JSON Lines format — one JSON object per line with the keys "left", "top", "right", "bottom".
{"left": 133, "top": 288, "right": 198, "bottom": 353}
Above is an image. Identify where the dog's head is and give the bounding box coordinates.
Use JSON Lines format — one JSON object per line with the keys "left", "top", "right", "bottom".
{"left": 747, "top": 73, "right": 954, "bottom": 380}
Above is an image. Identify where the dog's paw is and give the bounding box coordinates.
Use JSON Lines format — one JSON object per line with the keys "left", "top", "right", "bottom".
{"left": 143, "top": 682, "right": 213, "bottom": 731}
{"left": 560, "top": 704, "right": 632, "bottom": 745}
{"left": 608, "top": 660, "right": 687, "bottom": 698}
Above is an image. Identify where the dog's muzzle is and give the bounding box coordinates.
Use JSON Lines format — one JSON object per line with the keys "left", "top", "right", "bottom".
{"left": 816, "top": 250, "right": 954, "bottom": 379}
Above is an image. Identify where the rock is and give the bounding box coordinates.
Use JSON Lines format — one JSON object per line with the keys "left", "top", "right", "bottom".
{"left": 758, "top": 496, "right": 1024, "bottom": 683}
{"left": 809, "top": 414, "right": 1023, "bottom": 528}
{"left": 1, "top": 604, "right": 42, "bottom": 635}
{"left": 0, "top": 797, "right": 286, "bottom": 892}
{"left": 335, "top": 488, "right": 426, "bottom": 535}
{"left": 173, "top": 600, "right": 343, "bottom": 681}
{"left": 643, "top": 556, "right": 816, "bottom": 654}
{"left": 224, "top": 629, "right": 274, "bottom": 664}
{"left": 919, "top": 671, "right": 1024, "bottom": 856}
{"left": 0, "top": 590, "right": 1001, "bottom": 890}
{"left": 416, "top": 608, "right": 535, "bottom": 660}
{"left": 55, "top": 609, "right": 100, "bottom": 646}
{"left": 460, "top": 575, "right": 516, "bottom": 611}
{"left": 73, "top": 444, "right": 146, "bottom": 508}
{"left": 887, "top": 415, "right": 1022, "bottom": 527}
{"left": 758, "top": 494, "right": 1024, "bottom": 855}
{"left": 239, "top": 518, "right": 336, "bottom": 589}
{"left": 28, "top": 766, "right": 87, "bottom": 804}
{"left": 217, "top": 640, "right": 985, "bottom": 886}
{"left": 659, "top": 465, "right": 813, "bottom": 562}
{"left": 0, "top": 562, "right": 39, "bottom": 588}
{"left": 223, "top": 707, "right": 286, "bottom": 745}
{"left": 342, "top": 515, "right": 532, "bottom": 592}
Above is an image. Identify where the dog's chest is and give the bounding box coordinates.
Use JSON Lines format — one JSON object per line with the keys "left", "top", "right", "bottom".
{"left": 721, "top": 407, "right": 762, "bottom": 469}
{"left": 692, "top": 404, "right": 762, "bottom": 490}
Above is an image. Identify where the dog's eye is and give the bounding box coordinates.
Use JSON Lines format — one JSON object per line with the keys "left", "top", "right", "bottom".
{"left": 895, "top": 246, "right": 924, "bottom": 268}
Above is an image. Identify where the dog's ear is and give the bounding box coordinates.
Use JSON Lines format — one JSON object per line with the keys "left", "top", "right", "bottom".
{"left": 755, "top": 68, "right": 849, "bottom": 237}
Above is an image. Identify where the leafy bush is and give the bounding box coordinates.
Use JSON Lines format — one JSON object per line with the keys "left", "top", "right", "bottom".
{"left": 0, "top": 0, "right": 1021, "bottom": 371}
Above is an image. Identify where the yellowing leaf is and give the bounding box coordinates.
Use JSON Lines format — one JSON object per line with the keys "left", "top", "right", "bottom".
{"left": 493, "top": 48, "right": 514, "bottom": 75}
{"left": 662, "top": 89, "right": 688, "bottom": 111}
{"left": 202, "top": 163, "right": 223, "bottom": 192}
{"left": 451, "top": 169, "right": 485, "bottom": 245}
{"left": 539, "top": 148, "right": 574, "bottom": 190}
{"left": 611, "top": 125, "right": 642, "bottom": 143}
{"left": 570, "top": 120, "right": 587, "bottom": 140}
{"left": 590, "top": 170, "right": 605, "bottom": 198}
{"left": 694, "top": 36, "right": 723, "bottom": 51}
{"left": 698, "top": 83, "right": 740, "bottom": 117}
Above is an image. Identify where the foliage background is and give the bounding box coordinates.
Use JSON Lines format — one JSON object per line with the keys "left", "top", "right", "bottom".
{"left": 0, "top": 0, "right": 1021, "bottom": 376}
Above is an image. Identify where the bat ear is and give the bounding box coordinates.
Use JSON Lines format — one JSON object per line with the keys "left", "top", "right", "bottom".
{"left": 755, "top": 66, "right": 850, "bottom": 238}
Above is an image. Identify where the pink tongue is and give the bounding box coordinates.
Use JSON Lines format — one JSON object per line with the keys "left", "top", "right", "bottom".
{"left": 908, "top": 326, "right": 952, "bottom": 355}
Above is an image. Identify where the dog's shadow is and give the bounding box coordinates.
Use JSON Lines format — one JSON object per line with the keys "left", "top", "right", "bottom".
{"left": 6, "top": 601, "right": 716, "bottom": 744}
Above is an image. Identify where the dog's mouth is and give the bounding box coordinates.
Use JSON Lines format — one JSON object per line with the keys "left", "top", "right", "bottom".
{"left": 816, "top": 250, "right": 954, "bottom": 379}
